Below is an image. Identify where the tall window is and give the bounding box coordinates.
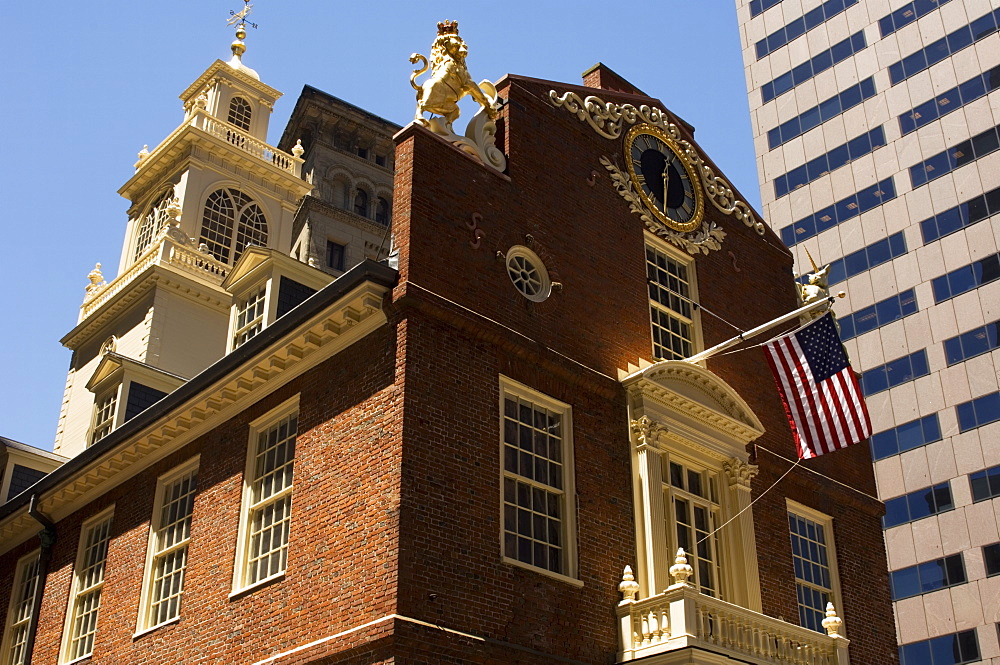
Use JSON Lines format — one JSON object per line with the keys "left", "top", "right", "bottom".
{"left": 326, "top": 241, "right": 346, "bottom": 272}
{"left": 646, "top": 242, "right": 697, "bottom": 360}
{"left": 664, "top": 456, "right": 722, "bottom": 597}
{"left": 139, "top": 462, "right": 197, "bottom": 631}
{"left": 788, "top": 505, "right": 841, "bottom": 633}
{"left": 375, "top": 197, "right": 390, "bottom": 225}
{"left": 199, "top": 188, "right": 268, "bottom": 265}
{"left": 353, "top": 189, "right": 368, "bottom": 217}
{"left": 227, "top": 97, "right": 252, "bottom": 131}
{"left": 236, "top": 401, "right": 298, "bottom": 590}
{"left": 501, "top": 379, "right": 576, "bottom": 579}
{"left": 62, "top": 510, "right": 113, "bottom": 663}
{"left": 233, "top": 284, "right": 267, "bottom": 349}
{"left": 90, "top": 389, "right": 119, "bottom": 446}
{"left": 133, "top": 189, "right": 174, "bottom": 261}
{"left": 1, "top": 552, "right": 40, "bottom": 665}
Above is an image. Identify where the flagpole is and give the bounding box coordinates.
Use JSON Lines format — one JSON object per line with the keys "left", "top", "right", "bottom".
{"left": 684, "top": 292, "right": 844, "bottom": 364}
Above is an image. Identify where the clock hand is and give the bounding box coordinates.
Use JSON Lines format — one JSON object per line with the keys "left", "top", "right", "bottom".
{"left": 662, "top": 165, "right": 670, "bottom": 213}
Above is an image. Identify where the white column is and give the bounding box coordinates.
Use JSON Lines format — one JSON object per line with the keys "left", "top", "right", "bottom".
{"left": 632, "top": 416, "right": 671, "bottom": 596}
{"left": 724, "top": 458, "right": 762, "bottom": 611}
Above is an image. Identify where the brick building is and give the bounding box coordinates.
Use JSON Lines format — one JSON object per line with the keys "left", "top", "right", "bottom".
{"left": 0, "top": 25, "right": 897, "bottom": 665}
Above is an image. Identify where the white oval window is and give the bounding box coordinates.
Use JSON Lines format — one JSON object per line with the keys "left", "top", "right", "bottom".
{"left": 506, "top": 246, "right": 551, "bottom": 302}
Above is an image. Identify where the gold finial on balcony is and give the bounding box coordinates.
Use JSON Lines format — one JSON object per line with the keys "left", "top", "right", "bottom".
{"left": 85, "top": 263, "right": 106, "bottom": 301}
{"left": 669, "top": 548, "right": 693, "bottom": 588}
{"left": 619, "top": 565, "right": 639, "bottom": 604}
{"left": 821, "top": 602, "right": 843, "bottom": 637}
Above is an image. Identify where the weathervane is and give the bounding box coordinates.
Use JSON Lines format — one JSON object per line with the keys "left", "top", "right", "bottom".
{"left": 227, "top": 0, "right": 257, "bottom": 30}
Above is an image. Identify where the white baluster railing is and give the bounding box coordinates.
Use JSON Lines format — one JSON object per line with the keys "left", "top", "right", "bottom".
{"left": 616, "top": 558, "right": 850, "bottom": 665}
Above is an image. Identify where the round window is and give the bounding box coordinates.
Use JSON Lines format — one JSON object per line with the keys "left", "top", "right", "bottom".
{"left": 506, "top": 246, "right": 551, "bottom": 302}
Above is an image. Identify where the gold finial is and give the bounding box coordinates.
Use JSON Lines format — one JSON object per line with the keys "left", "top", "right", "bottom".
{"left": 227, "top": 0, "right": 257, "bottom": 58}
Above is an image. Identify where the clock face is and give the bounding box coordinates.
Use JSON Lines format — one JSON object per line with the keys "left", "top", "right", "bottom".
{"left": 624, "top": 125, "right": 704, "bottom": 232}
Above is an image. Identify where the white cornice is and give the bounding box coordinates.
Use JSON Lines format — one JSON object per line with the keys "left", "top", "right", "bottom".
{"left": 623, "top": 361, "right": 765, "bottom": 454}
{"left": 119, "top": 121, "right": 310, "bottom": 203}
{"left": 2, "top": 280, "right": 390, "bottom": 555}
{"left": 180, "top": 60, "right": 282, "bottom": 104}
{"left": 62, "top": 265, "right": 231, "bottom": 350}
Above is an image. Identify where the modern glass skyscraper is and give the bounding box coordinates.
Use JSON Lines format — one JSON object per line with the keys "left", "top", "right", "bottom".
{"left": 737, "top": 0, "right": 1000, "bottom": 660}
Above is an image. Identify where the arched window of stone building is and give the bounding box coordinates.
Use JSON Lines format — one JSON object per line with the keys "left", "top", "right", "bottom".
{"left": 228, "top": 97, "right": 252, "bottom": 131}
{"left": 354, "top": 189, "right": 369, "bottom": 218}
{"left": 375, "top": 197, "right": 390, "bottom": 225}
{"left": 134, "top": 189, "right": 174, "bottom": 261}
{"left": 200, "top": 188, "right": 268, "bottom": 265}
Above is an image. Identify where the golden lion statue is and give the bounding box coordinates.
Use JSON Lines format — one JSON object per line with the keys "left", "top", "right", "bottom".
{"left": 410, "top": 20, "right": 498, "bottom": 131}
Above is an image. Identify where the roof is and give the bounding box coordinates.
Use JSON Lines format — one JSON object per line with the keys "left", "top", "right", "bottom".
{"left": 0, "top": 437, "right": 69, "bottom": 463}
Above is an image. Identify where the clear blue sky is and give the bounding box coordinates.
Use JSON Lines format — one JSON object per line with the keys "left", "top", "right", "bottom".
{"left": 0, "top": 1, "right": 760, "bottom": 450}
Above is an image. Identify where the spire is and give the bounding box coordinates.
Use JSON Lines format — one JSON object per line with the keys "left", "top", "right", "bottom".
{"left": 226, "top": 1, "right": 259, "bottom": 80}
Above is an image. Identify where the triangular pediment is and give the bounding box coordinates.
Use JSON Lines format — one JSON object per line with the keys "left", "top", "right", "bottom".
{"left": 622, "top": 360, "right": 765, "bottom": 449}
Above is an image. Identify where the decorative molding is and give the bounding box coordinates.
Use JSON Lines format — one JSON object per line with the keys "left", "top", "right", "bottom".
{"left": 602, "top": 156, "right": 725, "bottom": 255}
{"left": 723, "top": 458, "right": 759, "bottom": 489}
{"left": 629, "top": 416, "right": 668, "bottom": 450}
{"left": 550, "top": 90, "right": 766, "bottom": 238}
{"left": 0, "top": 281, "right": 390, "bottom": 555}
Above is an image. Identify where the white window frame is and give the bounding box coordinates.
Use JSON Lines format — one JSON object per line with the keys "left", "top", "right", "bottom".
{"left": 232, "top": 396, "right": 299, "bottom": 595}
{"left": 136, "top": 457, "right": 199, "bottom": 635}
{"left": 89, "top": 386, "right": 120, "bottom": 447}
{"left": 1, "top": 550, "right": 40, "bottom": 665}
{"left": 231, "top": 282, "right": 268, "bottom": 350}
{"left": 787, "top": 500, "right": 844, "bottom": 634}
{"left": 60, "top": 507, "right": 114, "bottom": 664}
{"left": 499, "top": 377, "right": 580, "bottom": 585}
{"left": 645, "top": 236, "right": 701, "bottom": 361}
{"left": 662, "top": 453, "right": 724, "bottom": 598}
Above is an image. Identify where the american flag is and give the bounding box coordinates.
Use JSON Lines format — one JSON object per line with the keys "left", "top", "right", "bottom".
{"left": 763, "top": 312, "right": 872, "bottom": 459}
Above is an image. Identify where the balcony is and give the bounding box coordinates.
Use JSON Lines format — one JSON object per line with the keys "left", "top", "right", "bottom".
{"left": 617, "top": 551, "right": 850, "bottom": 665}
{"left": 81, "top": 225, "right": 229, "bottom": 322}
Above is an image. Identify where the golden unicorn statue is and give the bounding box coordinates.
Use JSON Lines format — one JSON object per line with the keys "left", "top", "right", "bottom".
{"left": 410, "top": 20, "right": 499, "bottom": 131}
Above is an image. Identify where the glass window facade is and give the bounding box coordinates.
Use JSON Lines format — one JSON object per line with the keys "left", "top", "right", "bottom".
{"left": 879, "top": 0, "right": 954, "bottom": 37}
{"left": 750, "top": 0, "right": 783, "bottom": 18}
{"left": 931, "top": 253, "right": 1000, "bottom": 304}
{"left": 888, "top": 8, "right": 1000, "bottom": 85}
{"left": 944, "top": 321, "right": 999, "bottom": 366}
{"left": 883, "top": 482, "right": 953, "bottom": 529}
{"left": 910, "top": 124, "right": 1000, "bottom": 188}
{"left": 890, "top": 554, "right": 966, "bottom": 600}
{"left": 969, "top": 464, "right": 1000, "bottom": 503}
{"left": 860, "top": 349, "right": 929, "bottom": 396}
{"left": 762, "top": 31, "right": 866, "bottom": 103}
{"left": 769, "top": 77, "right": 875, "bottom": 149}
{"left": 839, "top": 289, "right": 918, "bottom": 342}
{"left": 920, "top": 185, "right": 1000, "bottom": 244}
{"left": 756, "top": 0, "right": 858, "bottom": 59}
{"left": 956, "top": 391, "right": 1000, "bottom": 433}
{"left": 870, "top": 413, "right": 941, "bottom": 461}
{"left": 775, "top": 127, "right": 886, "bottom": 198}
{"left": 900, "top": 66, "right": 1000, "bottom": 135}
{"left": 824, "top": 232, "right": 906, "bottom": 286}
{"left": 899, "top": 630, "right": 980, "bottom": 665}
{"left": 781, "top": 177, "right": 895, "bottom": 246}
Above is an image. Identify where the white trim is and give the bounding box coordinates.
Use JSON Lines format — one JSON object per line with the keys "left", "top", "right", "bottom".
{"left": 786, "top": 499, "right": 845, "bottom": 636}
{"left": 498, "top": 377, "right": 578, "bottom": 581}
{"left": 0, "top": 549, "right": 41, "bottom": 665}
{"left": 232, "top": 395, "right": 300, "bottom": 594}
{"left": 59, "top": 506, "right": 115, "bottom": 664}
{"left": 135, "top": 456, "right": 200, "bottom": 635}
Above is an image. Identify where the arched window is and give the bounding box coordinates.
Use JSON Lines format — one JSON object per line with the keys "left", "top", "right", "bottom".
{"left": 199, "top": 188, "right": 268, "bottom": 264}
{"left": 134, "top": 189, "right": 174, "bottom": 261}
{"left": 375, "top": 197, "right": 390, "bottom": 225}
{"left": 353, "top": 189, "right": 369, "bottom": 218}
{"left": 228, "top": 97, "right": 252, "bottom": 131}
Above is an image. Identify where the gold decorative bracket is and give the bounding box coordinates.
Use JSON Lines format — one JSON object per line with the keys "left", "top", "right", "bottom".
{"left": 549, "top": 90, "right": 765, "bottom": 238}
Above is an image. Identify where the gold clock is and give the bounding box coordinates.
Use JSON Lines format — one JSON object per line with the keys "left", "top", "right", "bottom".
{"left": 624, "top": 124, "right": 704, "bottom": 233}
